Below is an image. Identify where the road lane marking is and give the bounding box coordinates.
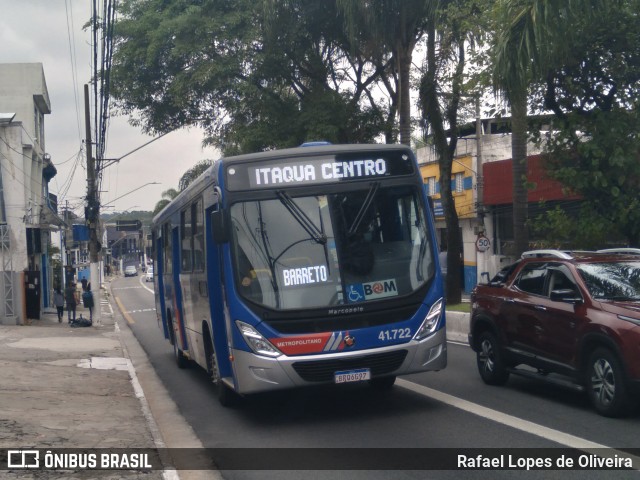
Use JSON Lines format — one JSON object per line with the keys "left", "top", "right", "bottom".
{"left": 397, "top": 379, "right": 640, "bottom": 469}
{"left": 138, "top": 274, "right": 155, "bottom": 294}
{"left": 115, "top": 296, "right": 135, "bottom": 324}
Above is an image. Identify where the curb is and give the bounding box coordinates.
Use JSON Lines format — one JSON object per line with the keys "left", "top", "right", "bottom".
{"left": 107, "top": 279, "right": 223, "bottom": 480}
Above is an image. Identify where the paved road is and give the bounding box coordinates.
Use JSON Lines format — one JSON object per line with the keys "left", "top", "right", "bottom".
{"left": 111, "top": 275, "right": 640, "bottom": 479}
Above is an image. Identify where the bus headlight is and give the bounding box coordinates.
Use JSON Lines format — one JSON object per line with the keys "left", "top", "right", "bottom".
{"left": 413, "top": 298, "right": 443, "bottom": 341}
{"left": 236, "top": 321, "right": 282, "bottom": 358}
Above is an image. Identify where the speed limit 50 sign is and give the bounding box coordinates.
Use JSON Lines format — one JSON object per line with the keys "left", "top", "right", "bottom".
{"left": 476, "top": 235, "right": 491, "bottom": 252}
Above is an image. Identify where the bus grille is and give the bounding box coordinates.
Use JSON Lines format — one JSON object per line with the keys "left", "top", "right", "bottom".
{"left": 291, "top": 350, "right": 408, "bottom": 382}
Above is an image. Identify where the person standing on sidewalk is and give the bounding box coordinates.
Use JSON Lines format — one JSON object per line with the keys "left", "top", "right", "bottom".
{"left": 82, "top": 283, "right": 94, "bottom": 322}
{"left": 53, "top": 288, "right": 65, "bottom": 323}
{"left": 64, "top": 283, "right": 78, "bottom": 323}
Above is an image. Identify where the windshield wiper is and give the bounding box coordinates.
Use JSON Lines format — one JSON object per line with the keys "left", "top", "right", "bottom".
{"left": 276, "top": 191, "right": 327, "bottom": 244}
{"left": 348, "top": 182, "right": 380, "bottom": 236}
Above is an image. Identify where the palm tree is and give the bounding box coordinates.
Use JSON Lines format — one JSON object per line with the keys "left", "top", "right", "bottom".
{"left": 492, "top": 0, "right": 607, "bottom": 256}
{"left": 152, "top": 188, "right": 179, "bottom": 216}
{"left": 338, "top": 0, "right": 434, "bottom": 145}
{"left": 178, "top": 159, "right": 213, "bottom": 191}
{"left": 152, "top": 160, "right": 215, "bottom": 216}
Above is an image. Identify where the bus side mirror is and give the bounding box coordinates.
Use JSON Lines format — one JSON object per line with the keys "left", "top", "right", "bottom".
{"left": 212, "top": 209, "right": 228, "bottom": 244}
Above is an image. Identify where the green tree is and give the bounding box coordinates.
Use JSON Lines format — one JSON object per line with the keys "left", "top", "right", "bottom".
{"left": 111, "top": 0, "right": 388, "bottom": 155}
{"left": 492, "top": 0, "right": 542, "bottom": 257}
{"left": 419, "top": 0, "right": 489, "bottom": 304}
{"left": 492, "top": 0, "right": 613, "bottom": 255}
{"left": 338, "top": 0, "right": 435, "bottom": 146}
{"left": 530, "top": 205, "right": 612, "bottom": 250}
{"left": 152, "top": 159, "right": 218, "bottom": 215}
{"left": 531, "top": 0, "right": 640, "bottom": 246}
{"left": 178, "top": 159, "right": 214, "bottom": 191}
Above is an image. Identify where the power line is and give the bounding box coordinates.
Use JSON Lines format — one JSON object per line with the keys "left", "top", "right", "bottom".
{"left": 65, "top": 0, "right": 83, "bottom": 143}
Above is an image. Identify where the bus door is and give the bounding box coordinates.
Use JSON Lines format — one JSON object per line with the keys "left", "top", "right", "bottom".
{"left": 155, "top": 233, "right": 169, "bottom": 339}
{"left": 172, "top": 226, "right": 188, "bottom": 352}
{"left": 179, "top": 199, "right": 210, "bottom": 367}
{"left": 206, "top": 205, "right": 233, "bottom": 380}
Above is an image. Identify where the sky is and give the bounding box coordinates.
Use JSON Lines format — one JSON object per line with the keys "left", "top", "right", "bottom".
{"left": 0, "top": 0, "right": 220, "bottom": 215}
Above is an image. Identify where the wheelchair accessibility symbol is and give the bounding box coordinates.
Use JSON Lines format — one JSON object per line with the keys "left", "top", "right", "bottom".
{"left": 347, "top": 284, "right": 364, "bottom": 302}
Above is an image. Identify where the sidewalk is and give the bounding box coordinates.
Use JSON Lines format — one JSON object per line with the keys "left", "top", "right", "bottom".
{"left": 0, "top": 281, "right": 217, "bottom": 479}
{"left": 0, "top": 279, "right": 471, "bottom": 477}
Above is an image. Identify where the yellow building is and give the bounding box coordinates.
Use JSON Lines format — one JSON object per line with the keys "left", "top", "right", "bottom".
{"left": 419, "top": 154, "right": 475, "bottom": 220}
{"left": 419, "top": 154, "right": 479, "bottom": 293}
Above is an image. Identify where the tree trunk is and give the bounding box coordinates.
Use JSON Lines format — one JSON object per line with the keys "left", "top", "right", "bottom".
{"left": 511, "top": 92, "right": 529, "bottom": 257}
{"left": 397, "top": 46, "right": 412, "bottom": 146}
{"left": 419, "top": 20, "right": 462, "bottom": 305}
{"left": 440, "top": 168, "right": 463, "bottom": 305}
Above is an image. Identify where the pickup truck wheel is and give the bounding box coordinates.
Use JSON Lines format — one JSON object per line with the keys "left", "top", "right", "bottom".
{"left": 477, "top": 331, "right": 509, "bottom": 385}
{"left": 587, "top": 348, "right": 631, "bottom": 417}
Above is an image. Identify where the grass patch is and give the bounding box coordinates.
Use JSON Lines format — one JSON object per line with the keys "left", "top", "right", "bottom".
{"left": 446, "top": 302, "right": 470, "bottom": 313}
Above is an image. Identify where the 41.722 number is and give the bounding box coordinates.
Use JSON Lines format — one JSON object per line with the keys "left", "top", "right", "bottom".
{"left": 378, "top": 328, "right": 411, "bottom": 341}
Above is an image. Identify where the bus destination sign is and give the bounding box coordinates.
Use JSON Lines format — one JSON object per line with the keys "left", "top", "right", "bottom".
{"left": 226, "top": 152, "right": 414, "bottom": 191}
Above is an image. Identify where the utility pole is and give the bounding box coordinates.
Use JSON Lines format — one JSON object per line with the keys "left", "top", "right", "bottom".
{"left": 84, "top": 84, "right": 101, "bottom": 324}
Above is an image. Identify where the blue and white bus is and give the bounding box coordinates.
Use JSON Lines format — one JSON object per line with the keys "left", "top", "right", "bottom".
{"left": 152, "top": 143, "right": 446, "bottom": 405}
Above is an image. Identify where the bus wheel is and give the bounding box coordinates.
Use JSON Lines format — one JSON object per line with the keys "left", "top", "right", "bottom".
{"left": 171, "top": 319, "right": 189, "bottom": 369}
{"left": 370, "top": 376, "right": 396, "bottom": 390}
{"left": 206, "top": 336, "right": 238, "bottom": 407}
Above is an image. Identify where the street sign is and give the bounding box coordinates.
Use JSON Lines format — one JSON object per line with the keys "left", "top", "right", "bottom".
{"left": 476, "top": 235, "right": 491, "bottom": 252}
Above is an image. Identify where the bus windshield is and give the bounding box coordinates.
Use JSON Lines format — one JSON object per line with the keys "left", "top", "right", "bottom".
{"left": 230, "top": 185, "right": 435, "bottom": 310}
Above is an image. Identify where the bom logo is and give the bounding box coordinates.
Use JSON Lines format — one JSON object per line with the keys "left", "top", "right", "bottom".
{"left": 347, "top": 278, "right": 398, "bottom": 303}
{"left": 363, "top": 279, "right": 397, "bottom": 299}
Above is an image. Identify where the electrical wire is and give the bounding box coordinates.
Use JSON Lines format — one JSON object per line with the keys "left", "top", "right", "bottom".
{"left": 65, "top": 0, "right": 83, "bottom": 144}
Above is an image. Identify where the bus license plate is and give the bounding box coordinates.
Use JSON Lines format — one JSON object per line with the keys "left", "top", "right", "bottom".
{"left": 334, "top": 368, "right": 371, "bottom": 384}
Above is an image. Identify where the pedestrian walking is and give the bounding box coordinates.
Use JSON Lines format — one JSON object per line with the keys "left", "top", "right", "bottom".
{"left": 53, "top": 288, "right": 64, "bottom": 323}
{"left": 64, "top": 283, "right": 78, "bottom": 322}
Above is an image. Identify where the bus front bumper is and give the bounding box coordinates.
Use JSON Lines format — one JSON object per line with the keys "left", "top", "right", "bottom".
{"left": 230, "top": 327, "right": 447, "bottom": 395}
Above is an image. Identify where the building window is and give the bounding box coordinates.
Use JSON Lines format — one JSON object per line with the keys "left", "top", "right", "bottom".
{"left": 192, "top": 199, "right": 205, "bottom": 272}
{"left": 428, "top": 176, "right": 437, "bottom": 196}
{"left": 181, "top": 209, "right": 192, "bottom": 272}
{"left": 454, "top": 173, "right": 464, "bottom": 193}
{"left": 163, "top": 223, "right": 172, "bottom": 274}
